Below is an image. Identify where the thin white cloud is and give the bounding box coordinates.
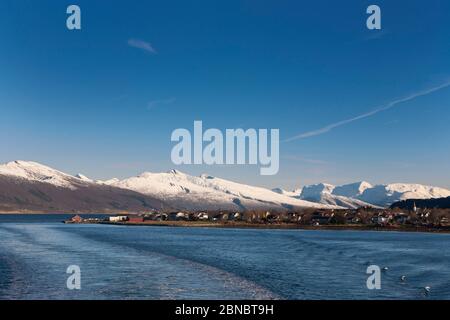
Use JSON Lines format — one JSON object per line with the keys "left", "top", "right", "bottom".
{"left": 284, "top": 81, "right": 450, "bottom": 142}
{"left": 128, "top": 39, "right": 157, "bottom": 54}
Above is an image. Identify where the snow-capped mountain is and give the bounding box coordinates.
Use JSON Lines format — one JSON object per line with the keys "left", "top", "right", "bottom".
{"left": 357, "top": 183, "right": 450, "bottom": 207}
{"left": 110, "top": 170, "right": 333, "bottom": 211}
{"left": 272, "top": 188, "right": 302, "bottom": 198}
{"left": 1, "top": 160, "right": 449, "bottom": 212}
{"left": 332, "top": 181, "right": 373, "bottom": 198}
{"left": 0, "top": 161, "right": 84, "bottom": 190}
{"left": 296, "top": 183, "right": 376, "bottom": 209}
{"left": 0, "top": 161, "right": 169, "bottom": 213}
{"left": 99, "top": 178, "right": 120, "bottom": 185}
{"left": 282, "top": 181, "right": 450, "bottom": 208}
{"left": 75, "top": 173, "right": 93, "bottom": 183}
{"left": 0, "top": 160, "right": 334, "bottom": 213}
{"left": 300, "top": 183, "right": 335, "bottom": 200}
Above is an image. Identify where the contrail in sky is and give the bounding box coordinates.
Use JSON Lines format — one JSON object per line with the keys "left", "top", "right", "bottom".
{"left": 283, "top": 81, "right": 450, "bottom": 142}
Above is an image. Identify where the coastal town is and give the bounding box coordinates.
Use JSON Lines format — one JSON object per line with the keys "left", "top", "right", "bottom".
{"left": 65, "top": 204, "right": 450, "bottom": 232}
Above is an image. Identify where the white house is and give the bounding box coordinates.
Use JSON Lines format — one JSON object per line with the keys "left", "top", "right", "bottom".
{"left": 109, "top": 216, "right": 128, "bottom": 222}
{"left": 198, "top": 212, "right": 209, "bottom": 221}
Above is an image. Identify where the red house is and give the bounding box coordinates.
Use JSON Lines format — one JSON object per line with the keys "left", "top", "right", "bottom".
{"left": 128, "top": 216, "right": 144, "bottom": 223}
{"left": 70, "top": 215, "right": 83, "bottom": 223}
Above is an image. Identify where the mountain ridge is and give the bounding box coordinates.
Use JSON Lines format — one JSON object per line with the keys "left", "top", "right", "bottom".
{"left": 1, "top": 160, "right": 449, "bottom": 212}
{"left": 0, "top": 160, "right": 334, "bottom": 213}
{"left": 289, "top": 181, "right": 450, "bottom": 208}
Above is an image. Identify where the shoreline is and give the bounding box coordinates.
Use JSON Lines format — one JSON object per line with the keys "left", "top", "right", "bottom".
{"left": 97, "top": 220, "right": 450, "bottom": 234}
{"left": 2, "top": 213, "right": 449, "bottom": 234}
{"left": 0, "top": 212, "right": 116, "bottom": 215}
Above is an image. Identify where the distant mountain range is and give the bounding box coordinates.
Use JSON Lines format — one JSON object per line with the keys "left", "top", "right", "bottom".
{"left": 0, "top": 160, "right": 449, "bottom": 213}
{"left": 273, "top": 181, "right": 450, "bottom": 208}
{"left": 0, "top": 161, "right": 332, "bottom": 213}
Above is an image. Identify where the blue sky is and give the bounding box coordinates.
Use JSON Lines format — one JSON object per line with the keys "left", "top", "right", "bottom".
{"left": 0, "top": 0, "right": 449, "bottom": 189}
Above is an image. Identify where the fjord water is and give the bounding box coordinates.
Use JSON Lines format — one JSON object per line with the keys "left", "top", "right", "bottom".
{"left": 0, "top": 215, "right": 449, "bottom": 300}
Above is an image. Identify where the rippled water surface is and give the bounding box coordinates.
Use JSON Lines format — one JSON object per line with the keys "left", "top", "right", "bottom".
{"left": 0, "top": 214, "right": 449, "bottom": 299}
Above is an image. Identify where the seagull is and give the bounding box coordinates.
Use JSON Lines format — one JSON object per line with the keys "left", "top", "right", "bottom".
{"left": 423, "top": 286, "right": 431, "bottom": 295}
{"left": 382, "top": 267, "right": 389, "bottom": 271}
{"left": 400, "top": 275, "right": 406, "bottom": 282}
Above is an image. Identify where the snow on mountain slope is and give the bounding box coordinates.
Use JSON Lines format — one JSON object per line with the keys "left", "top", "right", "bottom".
{"left": 0, "top": 161, "right": 169, "bottom": 213}
{"left": 332, "top": 181, "right": 372, "bottom": 198}
{"left": 0, "top": 161, "right": 89, "bottom": 190}
{"left": 195, "top": 174, "right": 329, "bottom": 209}
{"left": 299, "top": 183, "right": 335, "bottom": 200}
{"left": 0, "top": 161, "right": 335, "bottom": 211}
{"left": 272, "top": 188, "right": 302, "bottom": 198}
{"left": 98, "top": 178, "right": 120, "bottom": 185}
{"left": 75, "top": 174, "right": 93, "bottom": 183}
{"left": 3, "top": 160, "right": 449, "bottom": 211}
{"left": 290, "top": 181, "right": 450, "bottom": 208}
{"left": 358, "top": 183, "right": 450, "bottom": 207}
{"left": 313, "top": 193, "right": 378, "bottom": 209}
{"left": 112, "top": 170, "right": 334, "bottom": 211}
{"left": 297, "top": 183, "right": 375, "bottom": 209}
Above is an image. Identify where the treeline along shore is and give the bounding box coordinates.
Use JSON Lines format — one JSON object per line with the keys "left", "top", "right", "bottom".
{"left": 65, "top": 206, "right": 450, "bottom": 233}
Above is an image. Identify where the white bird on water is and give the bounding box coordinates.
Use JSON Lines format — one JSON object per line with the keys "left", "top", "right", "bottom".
{"left": 423, "top": 286, "right": 431, "bottom": 295}
{"left": 400, "top": 275, "right": 406, "bottom": 282}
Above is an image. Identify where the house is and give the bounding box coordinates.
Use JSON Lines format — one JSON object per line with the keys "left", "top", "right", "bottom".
{"left": 286, "top": 212, "right": 297, "bottom": 222}
{"left": 128, "top": 216, "right": 144, "bottom": 223}
{"left": 197, "top": 212, "right": 209, "bottom": 221}
{"left": 70, "top": 215, "right": 83, "bottom": 223}
{"left": 143, "top": 213, "right": 156, "bottom": 220}
{"left": 371, "top": 215, "right": 389, "bottom": 225}
{"left": 346, "top": 215, "right": 361, "bottom": 224}
{"left": 167, "top": 212, "right": 179, "bottom": 221}
{"left": 265, "top": 212, "right": 279, "bottom": 222}
{"left": 212, "top": 212, "right": 228, "bottom": 221}
{"left": 227, "top": 212, "right": 242, "bottom": 221}
{"left": 154, "top": 213, "right": 168, "bottom": 221}
{"left": 109, "top": 216, "right": 128, "bottom": 222}
{"left": 393, "top": 213, "right": 409, "bottom": 224}
{"left": 440, "top": 217, "right": 449, "bottom": 226}
{"left": 175, "top": 212, "right": 189, "bottom": 221}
